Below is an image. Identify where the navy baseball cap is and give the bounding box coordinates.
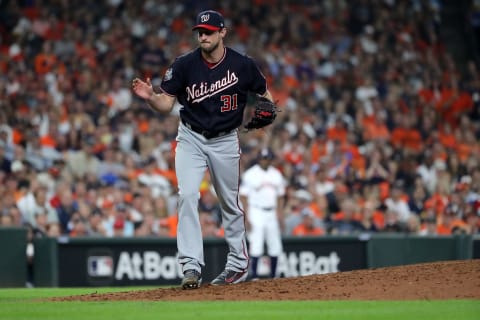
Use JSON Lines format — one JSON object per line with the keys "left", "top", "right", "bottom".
{"left": 259, "top": 148, "right": 274, "bottom": 160}
{"left": 192, "top": 10, "right": 225, "bottom": 31}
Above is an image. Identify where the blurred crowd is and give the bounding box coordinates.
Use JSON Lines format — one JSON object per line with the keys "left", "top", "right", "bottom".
{"left": 0, "top": 0, "right": 479, "bottom": 242}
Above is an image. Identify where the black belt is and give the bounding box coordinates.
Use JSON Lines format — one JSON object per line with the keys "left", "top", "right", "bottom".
{"left": 254, "top": 206, "right": 274, "bottom": 211}
{"left": 182, "top": 119, "right": 234, "bottom": 139}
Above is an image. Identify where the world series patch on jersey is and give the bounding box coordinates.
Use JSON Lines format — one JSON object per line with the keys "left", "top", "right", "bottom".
{"left": 164, "top": 68, "right": 173, "bottom": 81}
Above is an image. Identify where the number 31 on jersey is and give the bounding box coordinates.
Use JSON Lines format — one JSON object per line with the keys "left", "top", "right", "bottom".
{"left": 220, "top": 94, "right": 238, "bottom": 112}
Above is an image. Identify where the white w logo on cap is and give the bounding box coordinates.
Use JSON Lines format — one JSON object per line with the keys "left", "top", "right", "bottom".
{"left": 200, "top": 14, "right": 210, "bottom": 22}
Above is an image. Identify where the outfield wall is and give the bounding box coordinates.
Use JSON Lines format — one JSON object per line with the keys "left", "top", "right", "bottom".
{"left": 0, "top": 228, "right": 477, "bottom": 287}
{"left": 0, "top": 227, "right": 28, "bottom": 287}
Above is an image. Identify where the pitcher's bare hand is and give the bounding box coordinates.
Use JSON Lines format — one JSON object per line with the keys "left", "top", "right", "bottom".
{"left": 132, "top": 77, "right": 154, "bottom": 100}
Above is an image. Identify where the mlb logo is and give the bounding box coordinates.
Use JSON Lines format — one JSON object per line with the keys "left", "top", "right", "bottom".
{"left": 88, "top": 256, "right": 113, "bottom": 277}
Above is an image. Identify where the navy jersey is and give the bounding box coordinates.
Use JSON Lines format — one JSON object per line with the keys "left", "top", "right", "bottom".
{"left": 160, "top": 47, "right": 267, "bottom": 132}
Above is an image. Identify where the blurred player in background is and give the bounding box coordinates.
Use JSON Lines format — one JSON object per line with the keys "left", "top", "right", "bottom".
{"left": 240, "top": 148, "right": 286, "bottom": 279}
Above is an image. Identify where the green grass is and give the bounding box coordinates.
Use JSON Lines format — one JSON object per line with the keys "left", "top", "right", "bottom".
{"left": 0, "top": 288, "right": 478, "bottom": 320}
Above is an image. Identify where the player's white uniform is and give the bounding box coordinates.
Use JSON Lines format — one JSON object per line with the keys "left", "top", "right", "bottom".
{"left": 240, "top": 163, "right": 286, "bottom": 257}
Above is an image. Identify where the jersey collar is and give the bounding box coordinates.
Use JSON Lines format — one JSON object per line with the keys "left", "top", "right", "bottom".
{"left": 201, "top": 47, "right": 226, "bottom": 69}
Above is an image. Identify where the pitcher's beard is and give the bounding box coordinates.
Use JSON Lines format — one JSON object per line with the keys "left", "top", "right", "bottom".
{"left": 200, "top": 41, "right": 219, "bottom": 54}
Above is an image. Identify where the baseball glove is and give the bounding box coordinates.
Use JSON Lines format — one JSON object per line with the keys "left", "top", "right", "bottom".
{"left": 244, "top": 97, "right": 278, "bottom": 130}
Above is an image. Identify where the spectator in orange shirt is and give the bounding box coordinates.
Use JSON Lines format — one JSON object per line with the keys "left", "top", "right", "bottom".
{"left": 436, "top": 79, "right": 474, "bottom": 127}
{"left": 309, "top": 133, "right": 329, "bottom": 165}
{"left": 438, "top": 122, "right": 457, "bottom": 150}
{"left": 361, "top": 199, "right": 385, "bottom": 231}
{"left": 390, "top": 113, "right": 423, "bottom": 153}
{"left": 434, "top": 206, "right": 470, "bottom": 235}
{"left": 424, "top": 182, "right": 450, "bottom": 217}
{"left": 75, "top": 35, "right": 97, "bottom": 69}
{"left": 403, "top": 129, "right": 423, "bottom": 154}
{"left": 362, "top": 111, "right": 390, "bottom": 143}
{"left": 34, "top": 41, "right": 57, "bottom": 75}
{"left": 161, "top": 213, "right": 178, "bottom": 238}
{"left": 341, "top": 132, "right": 366, "bottom": 176}
{"left": 418, "top": 78, "right": 441, "bottom": 108}
{"left": 454, "top": 129, "right": 478, "bottom": 163}
{"left": 292, "top": 209, "right": 325, "bottom": 236}
{"left": 39, "top": 122, "right": 58, "bottom": 148}
{"left": 327, "top": 118, "right": 348, "bottom": 145}
{"left": 282, "top": 135, "right": 306, "bottom": 168}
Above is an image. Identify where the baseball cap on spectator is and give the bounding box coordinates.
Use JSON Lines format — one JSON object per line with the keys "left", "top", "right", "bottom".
{"left": 300, "top": 208, "right": 315, "bottom": 217}
{"left": 144, "top": 156, "right": 157, "bottom": 166}
{"left": 91, "top": 207, "right": 103, "bottom": 216}
{"left": 100, "top": 172, "right": 118, "bottom": 186}
{"left": 116, "top": 203, "right": 128, "bottom": 212}
{"left": 259, "top": 148, "right": 274, "bottom": 160}
{"left": 192, "top": 10, "right": 225, "bottom": 31}
{"left": 11, "top": 160, "right": 25, "bottom": 172}
{"left": 456, "top": 175, "right": 472, "bottom": 192}
{"left": 434, "top": 159, "right": 447, "bottom": 171}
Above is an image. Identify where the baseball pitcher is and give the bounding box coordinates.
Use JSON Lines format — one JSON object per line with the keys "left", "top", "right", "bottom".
{"left": 132, "top": 10, "right": 277, "bottom": 289}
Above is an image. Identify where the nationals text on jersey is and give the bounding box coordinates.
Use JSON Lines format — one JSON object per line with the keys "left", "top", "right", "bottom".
{"left": 186, "top": 70, "right": 239, "bottom": 103}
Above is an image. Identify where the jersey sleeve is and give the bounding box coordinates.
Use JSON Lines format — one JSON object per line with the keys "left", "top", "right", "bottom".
{"left": 277, "top": 173, "right": 287, "bottom": 197}
{"left": 246, "top": 57, "right": 267, "bottom": 96}
{"left": 159, "top": 58, "right": 184, "bottom": 96}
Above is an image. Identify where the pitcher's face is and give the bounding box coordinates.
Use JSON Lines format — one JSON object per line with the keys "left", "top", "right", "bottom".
{"left": 197, "top": 28, "right": 225, "bottom": 54}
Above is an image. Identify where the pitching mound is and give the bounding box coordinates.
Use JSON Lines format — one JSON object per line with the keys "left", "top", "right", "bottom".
{"left": 54, "top": 259, "right": 480, "bottom": 301}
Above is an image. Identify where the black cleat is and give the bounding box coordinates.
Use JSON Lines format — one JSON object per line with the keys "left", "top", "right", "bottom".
{"left": 211, "top": 269, "right": 248, "bottom": 285}
{"left": 181, "top": 270, "right": 202, "bottom": 289}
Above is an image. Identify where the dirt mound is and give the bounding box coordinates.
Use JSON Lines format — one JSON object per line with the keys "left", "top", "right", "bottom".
{"left": 54, "top": 259, "right": 480, "bottom": 301}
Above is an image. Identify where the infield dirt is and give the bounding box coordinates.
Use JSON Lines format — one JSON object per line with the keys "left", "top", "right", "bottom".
{"left": 54, "top": 259, "right": 480, "bottom": 301}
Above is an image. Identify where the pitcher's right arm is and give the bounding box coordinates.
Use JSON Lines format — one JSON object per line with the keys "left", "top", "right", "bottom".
{"left": 132, "top": 77, "right": 176, "bottom": 114}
